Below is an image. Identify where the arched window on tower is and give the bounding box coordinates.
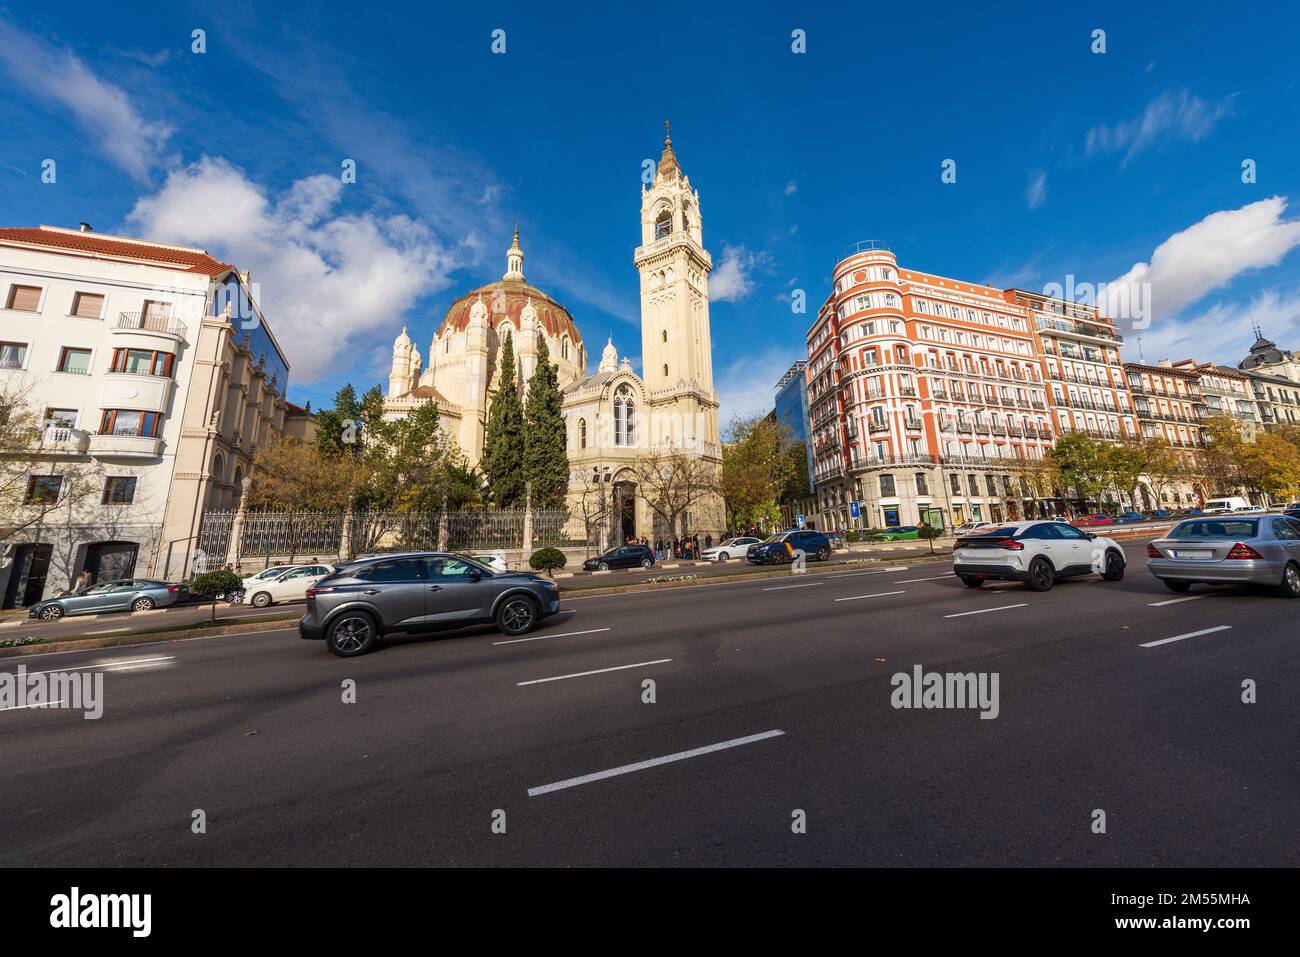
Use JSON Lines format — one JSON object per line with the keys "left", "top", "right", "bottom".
{"left": 655, "top": 209, "right": 672, "bottom": 241}
{"left": 663, "top": 363, "right": 669, "bottom": 377}
{"left": 579, "top": 418, "right": 587, "bottom": 449}
{"left": 661, "top": 329, "right": 667, "bottom": 343}
{"left": 681, "top": 200, "right": 692, "bottom": 232}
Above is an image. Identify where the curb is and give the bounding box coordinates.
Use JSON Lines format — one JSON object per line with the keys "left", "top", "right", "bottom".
{"left": 0, "top": 616, "right": 300, "bottom": 659}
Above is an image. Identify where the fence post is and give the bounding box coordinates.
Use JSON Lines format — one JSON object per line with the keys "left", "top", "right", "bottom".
{"left": 339, "top": 497, "right": 355, "bottom": 561}
{"left": 522, "top": 481, "right": 534, "bottom": 561}
{"left": 437, "top": 494, "right": 449, "bottom": 551}
{"left": 225, "top": 479, "right": 251, "bottom": 567}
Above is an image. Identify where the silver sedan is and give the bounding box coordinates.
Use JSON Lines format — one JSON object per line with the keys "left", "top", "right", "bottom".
{"left": 1147, "top": 514, "right": 1300, "bottom": 597}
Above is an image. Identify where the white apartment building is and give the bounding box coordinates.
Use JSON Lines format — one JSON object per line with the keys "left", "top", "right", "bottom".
{"left": 0, "top": 225, "right": 296, "bottom": 606}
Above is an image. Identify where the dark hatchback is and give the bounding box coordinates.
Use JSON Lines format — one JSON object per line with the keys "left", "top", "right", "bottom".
{"left": 299, "top": 553, "right": 560, "bottom": 657}
{"left": 747, "top": 529, "right": 832, "bottom": 564}
{"left": 582, "top": 544, "right": 655, "bottom": 571}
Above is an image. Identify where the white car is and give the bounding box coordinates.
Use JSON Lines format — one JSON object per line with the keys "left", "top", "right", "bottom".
{"left": 951, "top": 520, "right": 1126, "bottom": 591}
{"left": 470, "top": 552, "right": 509, "bottom": 572}
{"left": 1232, "top": 505, "right": 1266, "bottom": 514}
{"left": 241, "top": 565, "right": 297, "bottom": 590}
{"left": 244, "top": 563, "right": 335, "bottom": 607}
{"left": 952, "top": 521, "right": 993, "bottom": 535}
{"left": 701, "top": 536, "right": 762, "bottom": 561}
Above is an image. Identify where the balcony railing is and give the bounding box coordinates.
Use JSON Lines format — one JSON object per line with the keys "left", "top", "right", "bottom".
{"left": 117, "top": 311, "right": 188, "bottom": 337}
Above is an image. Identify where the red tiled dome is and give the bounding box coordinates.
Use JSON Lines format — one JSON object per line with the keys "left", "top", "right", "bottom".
{"left": 438, "top": 278, "right": 582, "bottom": 345}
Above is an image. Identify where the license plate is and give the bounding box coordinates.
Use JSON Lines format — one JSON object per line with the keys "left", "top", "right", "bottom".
{"left": 1172, "top": 549, "right": 1212, "bottom": 560}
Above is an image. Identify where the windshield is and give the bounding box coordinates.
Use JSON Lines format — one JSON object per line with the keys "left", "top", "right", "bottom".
{"left": 1169, "top": 519, "right": 1258, "bottom": 539}
{"left": 762, "top": 534, "right": 787, "bottom": 544}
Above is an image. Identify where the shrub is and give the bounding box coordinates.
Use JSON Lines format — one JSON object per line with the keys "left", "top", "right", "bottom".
{"left": 188, "top": 570, "right": 244, "bottom": 597}
{"left": 529, "top": 547, "right": 567, "bottom": 576}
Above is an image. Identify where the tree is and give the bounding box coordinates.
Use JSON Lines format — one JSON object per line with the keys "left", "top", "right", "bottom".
{"left": 1048, "top": 432, "right": 1109, "bottom": 508}
{"left": 528, "top": 546, "right": 567, "bottom": 577}
{"left": 481, "top": 333, "right": 525, "bottom": 506}
{"left": 1197, "top": 415, "right": 1250, "bottom": 497}
{"left": 573, "top": 466, "right": 613, "bottom": 556}
{"left": 1134, "top": 437, "right": 1188, "bottom": 509}
{"left": 188, "top": 569, "right": 244, "bottom": 622}
{"left": 1102, "top": 439, "right": 1147, "bottom": 512}
{"left": 634, "top": 444, "right": 721, "bottom": 539}
{"left": 1238, "top": 433, "right": 1300, "bottom": 502}
{"left": 523, "top": 338, "right": 570, "bottom": 509}
{"left": 249, "top": 438, "right": 356, "bottom": 510}
{"left": 722, "top": 414, "right": 795, "bottom": 532}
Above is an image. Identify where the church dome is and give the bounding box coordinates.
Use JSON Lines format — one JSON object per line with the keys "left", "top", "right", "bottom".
{"left": 436, "top": 230, "right": 582, "bottom": 346}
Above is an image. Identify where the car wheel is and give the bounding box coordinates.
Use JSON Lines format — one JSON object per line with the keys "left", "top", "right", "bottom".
{"left": 1162, "top": 579, "right": 1192, "bottom": 593}
{"left": 251, "top": 591, "right": 272, "bottom": 608}
{"left": 1025, "top": 557, "right": 1054, "bottom": 592}
{"left": 960, "top": 574, "right": 984, "bottom": 588}
{"left": 326, "top": 612, "right": 377, "bottom": 657}
{"left": 1276, "top": 562, "right": 1300, "bottom": 599}
{"left": 719, "top": 552, "right": 729, "bottom": 561}
{"left": 640, "top": 558, "right": 652, "bottom": 568}
{"left": 39, "top": 605, "right": 65, "bottom": 621}
{"left": 815, "top": 546, "right": 830, "bottom": 561}
{"left": 597, "top": 561, "right": 609, "bottom": 571}
{"left": 1101, "top": 551, "right": 1125, "bottom": 582}
{"left": 496, "top": 595, "right": 538, "bottom": 636}
{"left": 131, "top": 597, "right": 155, "bottom": 612}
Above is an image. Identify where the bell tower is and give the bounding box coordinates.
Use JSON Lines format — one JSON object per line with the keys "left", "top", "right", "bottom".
{"left": 634, "top": 123, "right": 718, "bottom": 451}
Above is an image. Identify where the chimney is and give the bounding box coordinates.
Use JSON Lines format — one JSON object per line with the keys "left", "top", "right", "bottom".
{"left": 79, "top": 222, "right": 93, "bottom": 232}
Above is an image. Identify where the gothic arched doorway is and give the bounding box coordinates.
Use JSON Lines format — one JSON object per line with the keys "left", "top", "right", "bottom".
{"left": 612, "top": 479, "right": 637, "bottom": 543}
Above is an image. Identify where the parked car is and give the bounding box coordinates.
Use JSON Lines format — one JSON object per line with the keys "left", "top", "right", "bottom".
{"left": 469, "top": 551, "right": 509, "bottom": 572}
{"left": 867, "top": 525, "right": 921, "bottom": 542}
{"left": 1072, "top": 514, "right": 1115, "bottom": 527}
{"left": 1146, "top": 515, "right": 1300, "bottom": 597}
{"left": 747, "top": 529, "right": 832, "bottom": 564}
{"left": 1146, "top": 509, "right": 1173, "bottom": 520}
{"left": 300, "top": 553, "right": 560, "bottom": 656}
{"left": 701, "top": 536, "right": 762, "bottom": 561}
{"left": 244, "top": 563, "right": 336, "bottom": 608}
{"left": 1202, "top": 496, "right": 1250, "bottom": 514}
{"left": 1114, "top": 511, "right": 1146, "bottom": 524}
{"left": 582, "top": 544, "right": 655, "bottom": 571}
{"left": 29, "top": 579, "right": 188, "bottom": 620}
{"left": 1233, "top": 504, "right": 1266, "bottom": 513}
{"left": 241, "top": 564, "right": 299, "bottom": 590}
{"left": 953, "top": 521, "right": 993, "bottom": 535}
{"left": 952, "top": 521, "right": 1126, "bottom": 591}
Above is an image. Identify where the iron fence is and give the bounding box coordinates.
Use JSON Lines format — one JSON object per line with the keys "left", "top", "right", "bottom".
{"left": 198, "top": 507, "right": 574, "bottom": 564}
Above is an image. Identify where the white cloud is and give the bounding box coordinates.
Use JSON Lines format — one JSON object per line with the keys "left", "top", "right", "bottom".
{"left": 1134, "top": 287, "right": 1300, "bottom": 367}
{"left": 127, "top": 157, "right": 457, "bottom": 381}
{"left": 1026, "top": 171, "right": 1047, "bottom": 210}
{"left": 715, "top": 347, "right": 802, "bottom": 423}
{"left": 709, "top": 243, "right": 771, "bottom": 303}
{"left": 784, "top": 180, "right": 798, "bottom": 196}
{"left": 0, "top": 17, "right": 173, "bottom": 179}
{"left": 1086, "top": 89, "right": 1232, "bottom": 168}
{"left": 1102, "top": 196, "right": 1300, "bottom": 324}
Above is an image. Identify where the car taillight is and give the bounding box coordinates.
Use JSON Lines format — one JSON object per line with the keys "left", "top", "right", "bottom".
{"left": 1225, "top": 542, "right": 1263, "bottom": 560}
{"left": 996, "top": 539, "right": 1023, "bottom": 550}
{"left": 167, "top": 585, "right": 179, "bottom": 593}
{"left": 1147, "top": 543, "right": 1161, "bottom": 558}
{"left": 306, "top": 586, "right": 334, "bottom": 598}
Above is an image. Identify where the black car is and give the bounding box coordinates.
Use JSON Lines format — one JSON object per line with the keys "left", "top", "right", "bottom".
{"left": 299, "top": 552, "right": 560, "bottom": 657}
{"left": 746, "top": 529, "right": 833, "bottom": 564}
{"left": 582, "top": 544, "right": 655, "bottom": 571}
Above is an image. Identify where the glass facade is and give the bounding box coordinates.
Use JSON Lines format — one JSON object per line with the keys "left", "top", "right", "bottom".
{"left": 774, "top": 363, "right": 814, "bottom": 492}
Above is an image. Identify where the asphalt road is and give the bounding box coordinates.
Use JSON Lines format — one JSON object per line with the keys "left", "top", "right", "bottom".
{"left": 2, "top": 538, "right": 1295, "bottom": 866}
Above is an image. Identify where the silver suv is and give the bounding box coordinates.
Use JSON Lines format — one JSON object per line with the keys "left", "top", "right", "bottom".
{"left": 299, "top": 553, "right": 560, "bottom": 657}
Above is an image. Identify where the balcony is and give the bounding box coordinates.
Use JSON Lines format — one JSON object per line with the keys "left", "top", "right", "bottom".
{"left": 114, "top": 311, "right": 188, "bottom": 347}
{"left": 101, "top": 372, "right": 175, "bottom": 413}
{"left": 904, "top": 416, "right": 923, "bottom": 431}
{"left": 36, "top": 426, "right": 90, "bottom": 454}
{"left": 898, "top": 386, "right": 917, "bottom": 397}
{"left": 868, "top": 420, "right": 889, "bottom": 433}
{"left": 88, "top": 432, "right": 164, "bottom": 459}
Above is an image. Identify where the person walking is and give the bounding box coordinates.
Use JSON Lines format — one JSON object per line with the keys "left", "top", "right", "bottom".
{"left": 692, "top": 534, "right": 701, "bottom": 559}
{"left": 705, "top": 533, "right": 713, "bottom": 550}
{"left": 71, "top": 570, "right": 93, "bottom": 594}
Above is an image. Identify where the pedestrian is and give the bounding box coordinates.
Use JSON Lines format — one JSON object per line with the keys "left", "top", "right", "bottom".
{"left": 655, "top": 537, "right": 663, "bottom": 560}
{"left": 72, "top": 569, "right": 92, "bottom": 594}
{"left": 692, "top": 534, "right": 701, "bottom": 559}
{"left": 705, "top": 533, "right": 713, "bottom": 550}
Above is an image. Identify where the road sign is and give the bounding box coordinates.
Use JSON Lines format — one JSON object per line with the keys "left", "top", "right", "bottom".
{"left": 849, "top": 501, "right": 861, "bottom": 519}
{"left": 795, "top": 514, "right": 805, "bottom": 527}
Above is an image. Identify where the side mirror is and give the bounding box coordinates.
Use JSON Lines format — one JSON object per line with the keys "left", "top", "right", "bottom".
{"left": 467, "top": 571, "right": 482, "bottom": 582}
{"left": 1086, "top": 533, "right": 1097, "bottom": 540}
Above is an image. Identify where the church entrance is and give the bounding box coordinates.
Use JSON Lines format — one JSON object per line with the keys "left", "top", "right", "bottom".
{"left": 612, "top": 480, "right": 637, "bottom": 544}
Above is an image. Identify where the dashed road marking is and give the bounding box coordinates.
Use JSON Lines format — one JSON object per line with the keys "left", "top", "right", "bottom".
{"left": 1148, "top": 595, "right": 1206, "bottom": 607}
{"left": 517, "top": 658, "right": 673, "bottom": 686}
{"left": 1140, "top": 625, "right": 1231, "bottom": 648}
{"left": 834, "top": 590, "right": 906, "bottom": 602}
{"left": 944, "top": 603, "right": 1028, "bottom": 618}
{"left": 493, "top": 628, "right": 611, "bottom": 646}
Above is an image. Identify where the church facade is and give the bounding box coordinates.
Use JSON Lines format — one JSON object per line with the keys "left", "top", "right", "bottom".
{"left": 383, "top": 130, "right": 723, "bottom": 543}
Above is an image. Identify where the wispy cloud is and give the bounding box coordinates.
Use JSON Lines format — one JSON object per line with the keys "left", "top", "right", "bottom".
{"left": 709, "top": 243, "right": 772, "bottom": 303}
{"left": 1135, "top": 287, "right": 1300, "bottom": 366}
{"left": 0, "top": 16, "right": 174, "bottom": 180}
{"left": 1104, "top": 195, "right": 1300, "bottom": 324}
{"left": 783, "top": 180, "right": 798, "bottom": 196}
{"left": 1085, "top": 89, "right": 1233, "bottom": 168}
{"left": 716, "top": 346, "right": 801, "bottom": 421}
{"left": 1026, "top": 171, "right": 1047, "bottom": 210}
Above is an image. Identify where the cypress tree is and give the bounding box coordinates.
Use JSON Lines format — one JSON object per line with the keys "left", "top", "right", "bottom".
{"left": 481, "top": 333, "right": 526, "bottom": 506}
{"left": 524, "top": 337, "right": 571, "bottom": 509}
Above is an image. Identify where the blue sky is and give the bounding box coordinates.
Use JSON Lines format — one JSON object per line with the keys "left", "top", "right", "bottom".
{"left": 3, "top": 1, "right": 1300, "bottom": 419}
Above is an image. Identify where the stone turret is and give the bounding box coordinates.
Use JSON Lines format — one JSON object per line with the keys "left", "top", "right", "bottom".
{"left": 389, "top": 326, "right": 413, "bottom": 396}
{"left": 459, "top": 294, "right": 491, "bottom": 461}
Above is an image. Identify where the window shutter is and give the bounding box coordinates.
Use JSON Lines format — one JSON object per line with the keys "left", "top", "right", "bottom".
{"left": 73, "top": 292, "right": 105, "bottom": 317}
{"left": 7, "top": 285, "right": 41, "bottom": 311}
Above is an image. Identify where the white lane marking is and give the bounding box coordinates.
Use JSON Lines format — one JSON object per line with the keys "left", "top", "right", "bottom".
{"left": 762, "top": 582, "right": 823, "bottom": 591}
{"left": 1140, "top": 625, "right": 1232, "bottom": 648}
{"left": 894, "top": 575, "right": 954, "bottom": 583}
{"left": 0, "top": 627, "right": 300, "bottom": 662}
{"left": 517, "top": 658, "right": 673, "bottom": 686}
{"left": 561, "top": 563, "right": 928, "bottom": 601}
{"left": 527, "top": 729, "right": 785, "bottom": 796}
{"left": 1148, "top": 595, "right": 1206, "bottom": 607}
{"left": 1, "top": 699, "right": 65, "bottom": 712}
{"left": 834, "top": 590, "right": 906, "bottom": 603}
{"left": 944, "top": 603, "right": 1028, "bottom": 618}
{"left": 4, "top": 656, "right": 175, "bottom": 677}
{"left": 493, "top": 627, "right": 611, "bottom": 646}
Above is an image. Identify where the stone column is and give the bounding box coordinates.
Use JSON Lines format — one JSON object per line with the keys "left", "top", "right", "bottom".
{"left": 225, "top": 477, "right": 252, "bottom": 568}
